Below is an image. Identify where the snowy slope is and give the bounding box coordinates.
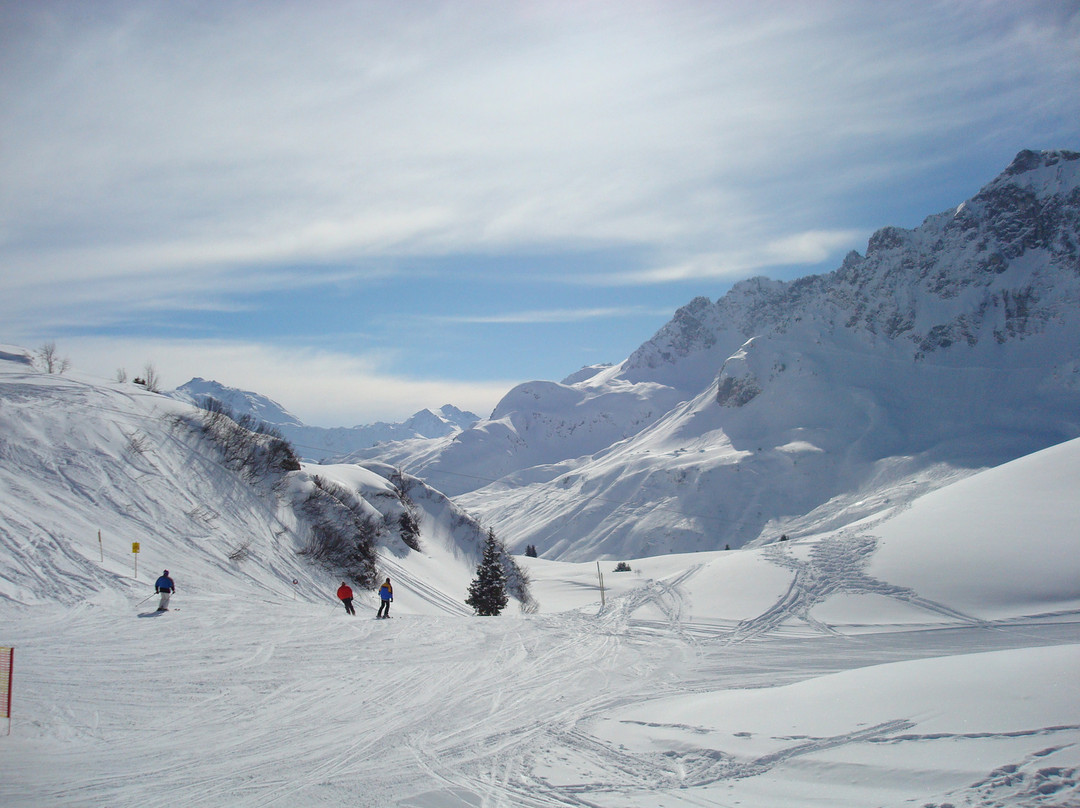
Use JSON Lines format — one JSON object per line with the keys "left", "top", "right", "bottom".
{"left": 169, "top": 377, "right": 479, "bottom": 462}
{"left": 0, "top": 354, "right": 501, "bottom": 614}
{"left": 1, "top": 351, "right": 1078, "bottom": 806}
{"left": 868, "top": 435, "right": 1080, "bottom": 619}
{"left": 366, "top": 150, "right": 1080, "bottom": 559}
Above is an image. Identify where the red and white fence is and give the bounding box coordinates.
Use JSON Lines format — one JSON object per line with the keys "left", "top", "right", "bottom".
{"left": 0, "top": 647, "right": 12, "bottom": 736}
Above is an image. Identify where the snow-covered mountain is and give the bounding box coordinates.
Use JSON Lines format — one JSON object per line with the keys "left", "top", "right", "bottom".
{"left": 169, "top": 377, "right": 479, "bottom": 461}
{"left": 358, "top": 149, "right": 1080, "bottom": 560}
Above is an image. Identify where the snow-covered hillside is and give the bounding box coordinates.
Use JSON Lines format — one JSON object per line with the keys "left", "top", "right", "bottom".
{"left": 1, "top": 348, "right": 1078, "bottom": 807}
{"left": 169, "top": 377, "right": 479, "bottom": 462}
{"left": 361, "top": 150, "right": 1080, "bottom": 560}
{"left": 0, "top": 351, "right": 505, "bottom": 612}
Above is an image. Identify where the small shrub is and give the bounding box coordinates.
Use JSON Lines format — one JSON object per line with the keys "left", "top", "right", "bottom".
{"left": 124, "top": 431, "right": 150, "bottom": 456}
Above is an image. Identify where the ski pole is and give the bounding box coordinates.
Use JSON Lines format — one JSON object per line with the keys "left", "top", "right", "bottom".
{"left": 136, "top": 592, "right": 157, "bottom": 607}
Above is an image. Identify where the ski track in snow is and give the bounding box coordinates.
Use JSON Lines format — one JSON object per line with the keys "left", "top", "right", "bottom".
{"left": 728, "top": 530, "right": 986, "bottom": 642}
{"left": 4, "top": 570, "right": 1078, "bottom": 808}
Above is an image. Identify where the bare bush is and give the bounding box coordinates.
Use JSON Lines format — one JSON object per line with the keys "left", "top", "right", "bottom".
{"left": 297, "top": 475, "right": 380, "bottom": 588}
{"left": 228, "top": 539, "right": 253, "bottom": 563}
{"left": 124, "top": 431, "right": 150, "bottom": 456}
{"left": 186, "top": 505, "right": 219, "bottom": 527}
{"left": 398, "top": 510, "right": 421, "bottom": 551}
{"left": 36, "top": 342, "right": 71, "bottom": 374}
{"left": 194, "top": 398, "right": 301, "bottom": 480}
{"left": 139, "top": 363, "right": 162, "bottom": 392}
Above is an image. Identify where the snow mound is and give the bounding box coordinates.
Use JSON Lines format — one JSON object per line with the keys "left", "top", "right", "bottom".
{"left": 869, "top": 436, "right": 1080, "bottom": 619}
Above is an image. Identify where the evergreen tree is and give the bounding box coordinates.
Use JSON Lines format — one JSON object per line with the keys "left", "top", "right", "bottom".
{"left": 466, "top": 528, "right": 509, "bottom": 616}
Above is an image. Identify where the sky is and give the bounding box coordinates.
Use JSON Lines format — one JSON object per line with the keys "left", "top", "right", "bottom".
{"left": 2, "top": 0, "right": 1078, "bottom": 426}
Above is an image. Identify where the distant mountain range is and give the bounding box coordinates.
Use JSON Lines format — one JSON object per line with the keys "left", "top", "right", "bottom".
{"left": 168, "top": 377, "right": 479, "bottom": 461}
{"left": 346, "top": 149, "right": 1080, "bottom": 560}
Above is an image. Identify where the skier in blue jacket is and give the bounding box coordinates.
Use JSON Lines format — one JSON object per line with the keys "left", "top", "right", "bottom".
{"left": 155, "top": 570, "right": 175, "bottom": 612}
{"left": 376, "top": 578, "right": 392, "bottom": 619}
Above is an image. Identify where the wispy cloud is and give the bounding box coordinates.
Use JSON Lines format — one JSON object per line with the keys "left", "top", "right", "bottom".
{"left": 595, "top": 230, "right": 867, "bottom": 285}
{"left": 429, "top": 306, "right": 673, "bottom": 325}
{"left": 3, "top": 1, "right": 1076, "bottom": 288}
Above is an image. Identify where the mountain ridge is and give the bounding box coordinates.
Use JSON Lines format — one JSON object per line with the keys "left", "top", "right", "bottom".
{"left": 360, "top": 149, "right": 1080, "bottom": 560}
{"left": 169, "top": 377, "right": 480, "bottom": 461}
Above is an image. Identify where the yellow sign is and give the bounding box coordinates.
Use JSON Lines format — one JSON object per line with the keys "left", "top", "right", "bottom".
{"left": 132, "top": 542, "right": 140, "bottom": 553}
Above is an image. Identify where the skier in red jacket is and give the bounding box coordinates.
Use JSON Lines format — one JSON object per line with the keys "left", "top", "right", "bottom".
{"left": 336, "top": 582, "right": 355, "bottom": 615}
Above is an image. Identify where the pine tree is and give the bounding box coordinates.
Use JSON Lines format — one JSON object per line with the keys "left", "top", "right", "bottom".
{"left": 465, "top": 528, "right": 509, "bottom": 616}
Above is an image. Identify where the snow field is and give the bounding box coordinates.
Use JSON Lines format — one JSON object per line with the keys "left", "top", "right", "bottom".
{"left": 2, "top": 358, "right": 1080, "bottom": 806}
{"left": 581, "top": 644, "right": 1080, "bottom": 807}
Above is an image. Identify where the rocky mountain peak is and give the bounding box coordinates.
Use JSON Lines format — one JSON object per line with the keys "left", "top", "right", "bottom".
{"left": 1002, "top": 148, "right": 1080, "bottom": 178}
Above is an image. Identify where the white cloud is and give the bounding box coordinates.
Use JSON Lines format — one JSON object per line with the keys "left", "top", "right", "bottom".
{"left": 59, "top": 336, "right": 514, "bottom": 427}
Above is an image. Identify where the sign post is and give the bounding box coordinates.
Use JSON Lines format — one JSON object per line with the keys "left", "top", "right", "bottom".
{"left": 132, "top": 542, "right": 140, "bottom": 578}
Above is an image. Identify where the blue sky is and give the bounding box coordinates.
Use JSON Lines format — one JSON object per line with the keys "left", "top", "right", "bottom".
{"left": 2, "top": 1, "right": 1078, "bottom": 426}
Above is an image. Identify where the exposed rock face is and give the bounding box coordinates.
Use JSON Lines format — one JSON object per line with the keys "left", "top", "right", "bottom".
{"left": 715, "top": 340, "right": 763, "bottom": 408}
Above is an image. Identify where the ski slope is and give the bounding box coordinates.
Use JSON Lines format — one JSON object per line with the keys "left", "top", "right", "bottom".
{"left": 1, "top": 355, "right": 1079, "bottom": 807}
{"left": 2, "top": 555, "right": 1078, "bottom": 808}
